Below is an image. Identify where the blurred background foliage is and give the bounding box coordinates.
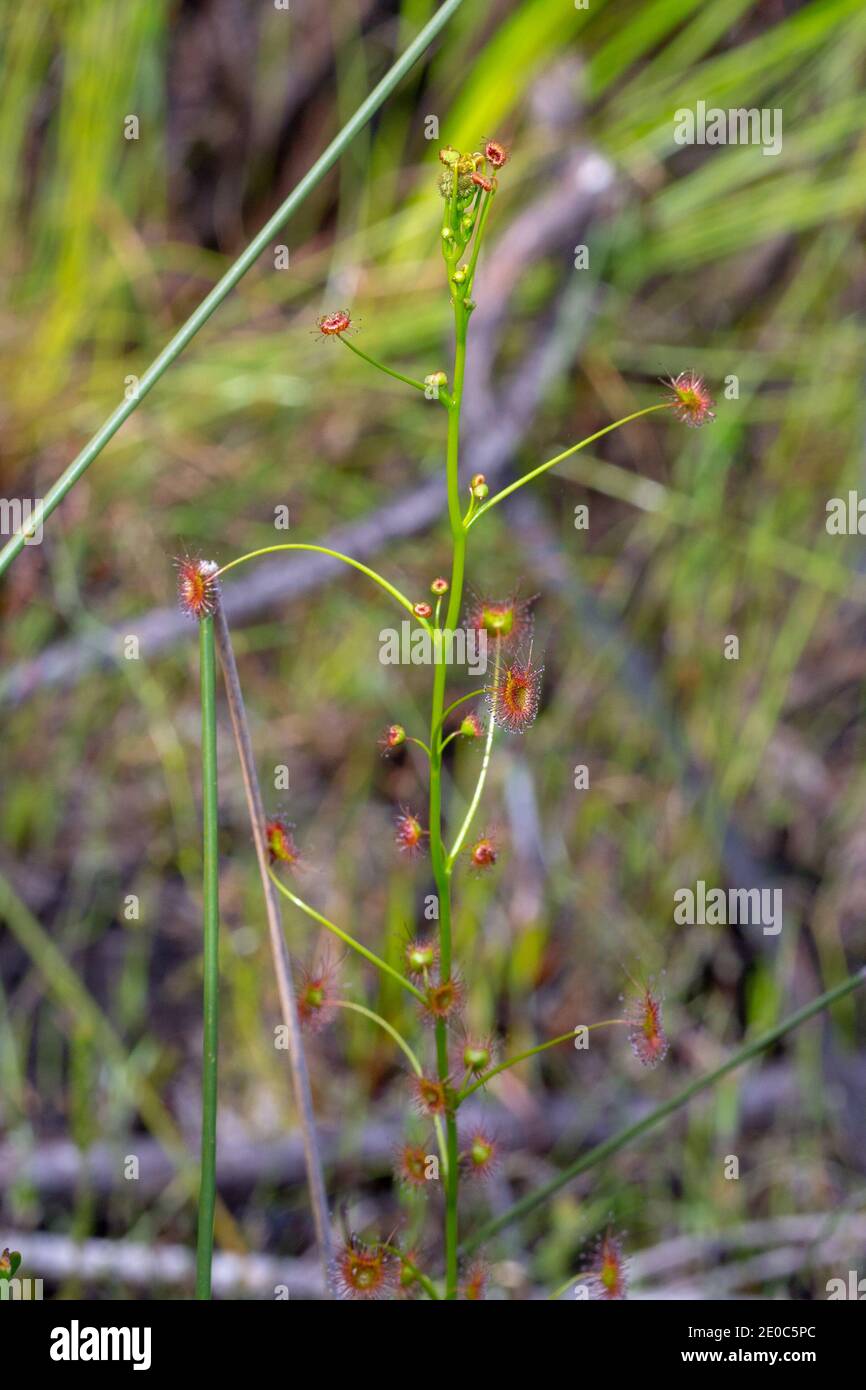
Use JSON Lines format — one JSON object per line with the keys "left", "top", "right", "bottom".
{"left": 1, "top": 0, "right": 865, "bottom": 1298}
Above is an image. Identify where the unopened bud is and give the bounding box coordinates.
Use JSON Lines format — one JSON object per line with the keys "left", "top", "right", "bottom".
{"left": 406, "top": 939, "right": 438, "bottom": 975}
{"left": 441, "top": 226, "right": 454, "bottom": 242}
{"left": 470, "top": 473, "right": 488, "bottom": 500}
{"left": 452, "top": 265, "right": 468, "bottom": 285}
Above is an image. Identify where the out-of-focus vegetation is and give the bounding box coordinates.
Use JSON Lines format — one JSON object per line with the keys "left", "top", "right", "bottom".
{"left": 1, "top": 0, "right": 865, "bottom": 1298}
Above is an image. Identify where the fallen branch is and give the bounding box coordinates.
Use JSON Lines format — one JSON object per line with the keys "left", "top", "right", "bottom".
{"left": 0, "top": 1229, "right": 324, "bottom": 1300}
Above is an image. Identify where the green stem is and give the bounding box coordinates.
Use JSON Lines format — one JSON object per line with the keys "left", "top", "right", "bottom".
{"left": 0, "top": 0, "right": 469, "bottom": 580}
{"left": 447, "top": 652, "right": 498, "bottom": 866}
{"left": 548, "top": 1272, "right": 580, "bottom": 1302}
{"left": 381, "top": 1244, "right": 441, "bottom": 1301}
{"left": 406, "top": 736, "right": 432, "bottom": 759}
{"left": 460, "top": 968, "right": 866, "bottom": 1256}
{"left": 443, "top": 1107, "right": 459, "bottom": 1296}
{"left": 466, "top": 403, "right": 672, "bottom": 528}
{"left": 195, "top": 615, "right": 220, "bottom": 1299}
{"left": 0, "top": 871, "right": 241, "bottom": 1250}
{"left": 332, "top": 1000, "right": 423, "bottom": 1074}
{"left": 332, "top": 1001, "right": 447, "bottom": 1176}
{"left": 456, "top": 1021, "right": 625, "bottom": 1104}
{"left": 268, "top": 868, "right": 423, "bottom": 1002}
{"left": 215, "top": 544, "right": 429, "bottom": 628}
{"left": 435, "top": 689, "right": 486, "bottom": 743}
{"left": 427, "top": 300, "right": 469, "bottom": 1301}
{"left": 337, "top": 335, "right": 430, "bottom": 395}
{"left": 465, "top": 190, "right": 494, "bottom": 291}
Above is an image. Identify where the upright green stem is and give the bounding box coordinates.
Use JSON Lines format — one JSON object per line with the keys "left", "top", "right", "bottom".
{"left": 196, "top": 615, "right": 220, "bottom": 1299}
{"left": 428, "top": 299, "right": 469, "bottom": 1300}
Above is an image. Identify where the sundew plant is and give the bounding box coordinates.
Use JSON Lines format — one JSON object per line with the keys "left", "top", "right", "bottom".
{"left": 179, "top": 141, "right": 729, "bottom": 1301}
{"left": 4, "top": 5, "right": 866, "bottom": 1308}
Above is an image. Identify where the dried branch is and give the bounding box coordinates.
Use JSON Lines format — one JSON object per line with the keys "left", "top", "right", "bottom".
{"left": 213, "top": 597, "right": 334, "bottom": 1295}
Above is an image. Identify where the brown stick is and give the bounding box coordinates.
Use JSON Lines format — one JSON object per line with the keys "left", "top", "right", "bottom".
{"left": 213, "top": 598, "right": 335, "bottom": 1296}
